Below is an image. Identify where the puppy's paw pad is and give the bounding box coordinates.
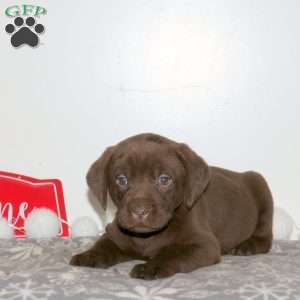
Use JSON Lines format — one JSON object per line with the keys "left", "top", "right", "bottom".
{"left": 130, "top": 263, "right": 172, "bottom": 280}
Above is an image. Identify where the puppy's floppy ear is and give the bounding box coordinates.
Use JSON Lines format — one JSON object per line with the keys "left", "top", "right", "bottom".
{"left": 86, "top": 146, "right": 115, "bottom": 211}
{"left": 176, "top": 143, "right": 211, "bottom": 208}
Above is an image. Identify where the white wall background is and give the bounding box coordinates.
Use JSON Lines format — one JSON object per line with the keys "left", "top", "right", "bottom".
{"left": 0, "top": 0, "right": 299, "bottom": 229}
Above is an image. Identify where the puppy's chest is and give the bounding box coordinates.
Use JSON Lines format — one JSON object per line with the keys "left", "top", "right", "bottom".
{"left": 106, "top": 223, "right": 175, "bottom": 258}
{"left": 130, "top": 238, "right": 156, "bottom": 258}
{"left": 130, "top": 236, "right": 169, "bottom": 258}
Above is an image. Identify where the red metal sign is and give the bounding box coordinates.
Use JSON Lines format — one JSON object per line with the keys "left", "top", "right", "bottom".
{"left": 0, "top": 170, "right": 69, "bottom": 237}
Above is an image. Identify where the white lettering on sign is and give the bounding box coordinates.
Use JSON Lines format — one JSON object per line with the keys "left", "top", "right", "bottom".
{"left": 0, "top": 201, "right": 29, "bottom": 230}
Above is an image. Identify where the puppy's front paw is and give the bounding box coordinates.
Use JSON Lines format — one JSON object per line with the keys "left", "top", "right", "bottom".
{"left": 70, "top": 251, "right": 110, "bottom": 268}
{"left": 130, "top": 262, "right": 174, "bottom": 280}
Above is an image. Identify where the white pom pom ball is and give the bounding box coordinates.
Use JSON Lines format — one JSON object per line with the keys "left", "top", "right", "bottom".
{"left": 25, "top": 208, "right": 60, "bottom": 238}
{"left": 71, "top": 216, "right": 99, "bottom": 238}
{"left": 273, "top": 207, "right": 294, "bottom": 240}
{"left": 0, "top": 218, "right": 14, "bottom": 239}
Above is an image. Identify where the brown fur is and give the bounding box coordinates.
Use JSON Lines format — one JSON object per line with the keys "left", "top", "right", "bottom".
{"left": 70, "top": 133, "right": 273, "bottom": 280}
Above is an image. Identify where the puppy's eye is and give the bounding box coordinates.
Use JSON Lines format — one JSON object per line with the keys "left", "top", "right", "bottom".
{"left": 116, "top": 174, "right": 128, "bottom": 187}
{"left": 158, "top": 174, "right": 172, "bottom": 186}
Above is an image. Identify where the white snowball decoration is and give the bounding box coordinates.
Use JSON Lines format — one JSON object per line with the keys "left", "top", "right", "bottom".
{"left": 71, "top": 216, "right": 99, "bottom": 238}
{"left": 273, "top": 206, "right": 294, "bottom": 240}
{"left": 0, "top": 218, "right": 14, "bottom": 239}
{"left": 24, "top": 208, "right": 60, "bottom": 238}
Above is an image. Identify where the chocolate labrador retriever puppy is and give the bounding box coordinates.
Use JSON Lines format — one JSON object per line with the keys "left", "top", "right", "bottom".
{"left": 70, "top": 133, "right": 273, "bottom": 280}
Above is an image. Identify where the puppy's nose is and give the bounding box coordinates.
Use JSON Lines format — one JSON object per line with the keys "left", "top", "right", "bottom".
{"left": 130, "top": 206, "right": 152, "bottom": 219}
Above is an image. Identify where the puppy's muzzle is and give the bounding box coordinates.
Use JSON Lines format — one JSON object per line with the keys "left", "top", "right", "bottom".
{"left": 128, "top": 199, "right": 154, "bottom": 221}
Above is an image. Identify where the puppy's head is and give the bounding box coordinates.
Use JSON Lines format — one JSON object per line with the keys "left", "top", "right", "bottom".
{"left": 87, "top": 133, "right": 210, "bottom": 234}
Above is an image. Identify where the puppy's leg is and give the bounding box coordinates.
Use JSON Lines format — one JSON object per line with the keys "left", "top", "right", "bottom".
{"left": 229, "top": 209, "right": 273, "bottom": 255}
{"left": 130, "top": 240, "right": 221, "bottom": 280}
{"left": 230, "top": 172, "right": 273, "bottom": 256}
{"left": 70, "top": 234, "right": 132, "bottom": 268}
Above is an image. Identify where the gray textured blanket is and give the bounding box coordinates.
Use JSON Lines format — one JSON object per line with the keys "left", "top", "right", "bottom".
{"left": 0, "top": 237, "right": 298, "bottom": 299}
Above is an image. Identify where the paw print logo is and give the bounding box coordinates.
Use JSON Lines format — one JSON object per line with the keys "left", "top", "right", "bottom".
{"left": 5, "top": 17, "right": 45, "bottom": 48}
